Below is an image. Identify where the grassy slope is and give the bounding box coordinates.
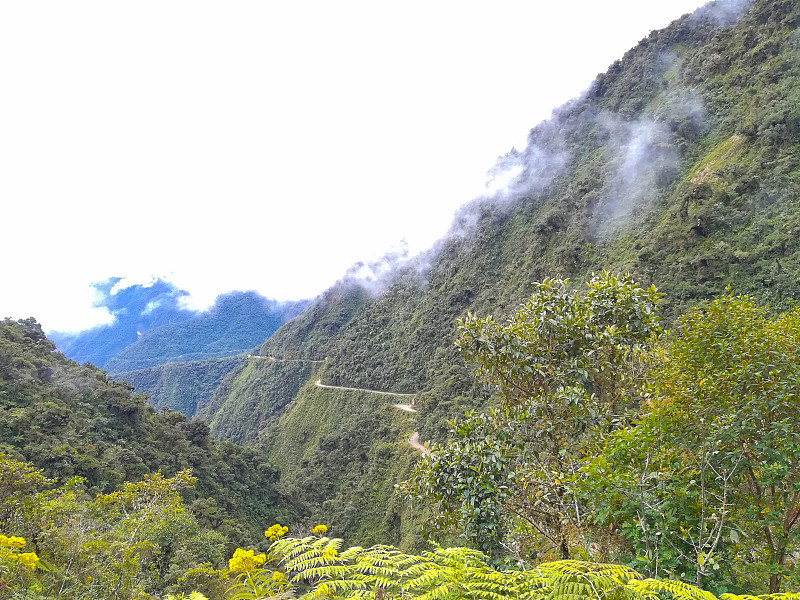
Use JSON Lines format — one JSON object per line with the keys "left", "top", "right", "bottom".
{"left": 263, "top": 378, "right": 423, "bottom": 548}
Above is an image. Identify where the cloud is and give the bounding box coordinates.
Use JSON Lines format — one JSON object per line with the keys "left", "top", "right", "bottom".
{"left": 690, "top": 0, "right": 753, "bottom": 26}
{"left": 141, "top": 299, "right": 163, "bottom": 315}
{"left": 600, "top": 117, "right": 680, "bottom": 227}
{"left": 2, "top": 273, "right": 116, "bottom": 334}
{"left": 340, "top": 242, "right": 415, "bottom": 297}
{"left": 1, "top": 1, "right": 716, "bottom": 334}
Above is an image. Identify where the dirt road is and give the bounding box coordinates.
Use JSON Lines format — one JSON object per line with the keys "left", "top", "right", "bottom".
{"left": 314, "top": 380, "right": 429, "bottom": 454}
{"left": 315, "top": 379, "right": 416, "bottom": 398}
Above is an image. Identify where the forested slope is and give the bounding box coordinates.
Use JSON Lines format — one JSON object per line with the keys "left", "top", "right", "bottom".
{"left": 112, "top": 355, "right": 247, "bottom": 416}
{"left": 0, "top": 317, "right": 295, "bottom": 548}
{"left": 105, "top": 292, "right": 308, "bottom": 373}
{"left": 200, "top": 0, "right": 800, "bottom": 546}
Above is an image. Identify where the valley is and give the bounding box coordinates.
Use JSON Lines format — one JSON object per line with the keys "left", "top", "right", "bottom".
{"left": 4, "top": 0, "right": 800, "bottom": 597}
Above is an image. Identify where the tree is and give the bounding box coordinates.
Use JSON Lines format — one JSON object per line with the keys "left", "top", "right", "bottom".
{"left": 588, "top": 294, "right": 800, "bottom": 593}
{"left": 406, "top": 273, "right": 662, "bottom": 561}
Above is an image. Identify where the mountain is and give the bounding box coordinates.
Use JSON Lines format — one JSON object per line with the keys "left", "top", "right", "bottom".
{"left": 50, "top": 278, "right": 197, "bottom": 368}
{"left": 195, "top": 0, "right": 800, "bottom": 547}
{"left": 104, "top": 292, "right": 308, "bottom": 373}
{"left": 51, "top": 280, "right": 308, "bottom": 374}
{"left": 0, "top": 317, "right": 296, "bottom": 548}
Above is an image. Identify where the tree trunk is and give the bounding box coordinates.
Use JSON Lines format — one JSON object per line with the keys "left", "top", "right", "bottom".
{"left": 560, "top": 536, "right": 569, "bottom": 560}
{"left": 769, "top": 573, "right": 781, "bottom": 594}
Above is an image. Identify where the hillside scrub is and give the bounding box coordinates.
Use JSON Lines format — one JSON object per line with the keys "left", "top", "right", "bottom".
{"left": 407, "top": 281, "right": 800, "bottom": 593}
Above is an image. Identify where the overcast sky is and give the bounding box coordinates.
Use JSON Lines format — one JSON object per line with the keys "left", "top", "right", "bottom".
{"left": 1, "top": 1, "right": 709, "bottom": 333}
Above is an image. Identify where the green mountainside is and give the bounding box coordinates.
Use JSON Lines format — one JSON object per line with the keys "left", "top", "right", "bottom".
{"left": 0, "top": 317, "right": 295, "bottom": 549}
{"left": 50, "top": 278, "right": 197, "bottom": 368}
{"left": 112, "top": 355, "right": 247, "bottom": 416}
{"left": 196, "top": 0, "right": 800, "bottom": 548}
{"left": 4, "top": 0, "right": 800, "bottom": 596}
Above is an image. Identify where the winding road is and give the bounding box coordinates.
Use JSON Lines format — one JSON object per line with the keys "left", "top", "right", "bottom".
{"left": 407, "top": 432, "right": 430, "bottom": 455}
{"left": 250, "top": 357, "right": 430, "bottom": 455}
{"left": 313, "top": 380, "right": 429, "bottom": 455}
{"left": 315, "top": 379, "right": 416, "bottom": 397}
{"left": 249, "top": 355, "right": 325, "bottom": 364}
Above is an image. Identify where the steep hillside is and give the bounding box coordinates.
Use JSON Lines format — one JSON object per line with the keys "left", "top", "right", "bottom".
{"left": 0, "top": 317, "right": 295, "bottom": 548}
{"left": 191, "top": 280, "right": 371, "bottom": 445}
{"left": 104, "top": 292, "right": 308, "bottom": 373}
{"left": 262, "top": 379, "right": 424, "bottom": 548}
{"left": 201, "top": 0, "right": 800, "bottom": 546}
{"left": 196, "top": 356, "right": 318, "bottom": 445}
{"left": 112, "top": 355, "right": 246, "bottom": 416}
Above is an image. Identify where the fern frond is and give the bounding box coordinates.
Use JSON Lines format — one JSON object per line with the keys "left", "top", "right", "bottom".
{"left": 403, "top": 560, "right": 441, "bottom": 578}
{"left": 298, "top": 578, "right": 377, "bottom": 600}
{"left": 405, "top": 566, "right": 452, "bottom": 591}
{"left": 273, "top": 537, "right": 320, "bottom": 562}
{"left": 538, "top": 560, "right": 642, "bottom": 582}
{"left": 628, "top": 578, "right": 718, "bottom": 600}
{"left": 290, "top": 565, "right": 364, "bottom": 582}
{"left": 414, "top": 581, "right": 463, "bottom": 600}
{"left": 284, "top": 537, "right": 343, "bottom": 573}
{"left": 339, "top": 546, "right": 365, "bottom": 561}
{"left": 426, "top": 546, "right": 488, "bottom": 569}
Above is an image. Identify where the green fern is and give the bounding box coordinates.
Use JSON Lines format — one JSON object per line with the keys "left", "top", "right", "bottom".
{"left": 268, "top": 536, "right": 776, "bottom": 600}
{"left": 628, "top": 578, "right": 718, "bottom": 600}
{"left": 721, "top": 595, "right": 800, "bottom": 600}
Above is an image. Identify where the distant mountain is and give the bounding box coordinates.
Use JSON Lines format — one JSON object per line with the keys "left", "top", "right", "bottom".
{"left": 104, "top": 292, "right": 308, "bottom": 373}
{"left": 50, "top": 278, "right": 196, "bottom": 367}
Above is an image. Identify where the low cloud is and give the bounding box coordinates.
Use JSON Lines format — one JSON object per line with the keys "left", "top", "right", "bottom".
{"left": 340, "top": 242, "right": 417, "bottom": 297}
{"left": 596, "top": 116, "right": 680, "bottom": 230}
{"left": 690, "top": 0, "right": 754, "bottom": 26}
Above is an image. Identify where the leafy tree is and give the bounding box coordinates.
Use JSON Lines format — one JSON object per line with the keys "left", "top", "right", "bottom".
{"left": 406, "top": 273, "right": 662, "bottom": 560}
{"left": 0, "top": 454, "right": 230, "bottom": 599}
{"left": 587, "top": 294, "right": 800, "bottom": 593}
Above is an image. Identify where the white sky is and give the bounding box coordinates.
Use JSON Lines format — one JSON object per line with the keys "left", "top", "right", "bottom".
{"left": 0, "top": 1, "right": 708, "bottom": 333}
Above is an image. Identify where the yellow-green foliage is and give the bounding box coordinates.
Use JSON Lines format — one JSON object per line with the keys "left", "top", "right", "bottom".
{"left": 264, "top": 535, "right": 783, "bottom": 600}
{"left": 689, "top": 134, "right": 745, "bottom": 187}
{"left": 0, "top": 454, "right": 228, "bottom": 600}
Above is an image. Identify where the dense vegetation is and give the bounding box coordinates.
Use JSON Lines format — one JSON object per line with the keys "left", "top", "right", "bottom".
{"left": 104, "top": 292, "right": 308, "bottom": 373}
{"left": 5, "top": 0, "right": 800, "bottom": 596}
{"left": 406, "top": 274, "right": 800, "bottom": 592}
{"left": 196, "top": 357, "right": 317, "bottom": 445}
{"left": 194, "top": 0, "right": 800, "bottom": 559}
{"left": 113, "top": 356, "right": 247, "bottom": 417}
{"left": 0, "top": 318, "right": 294, "bottom": 549}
